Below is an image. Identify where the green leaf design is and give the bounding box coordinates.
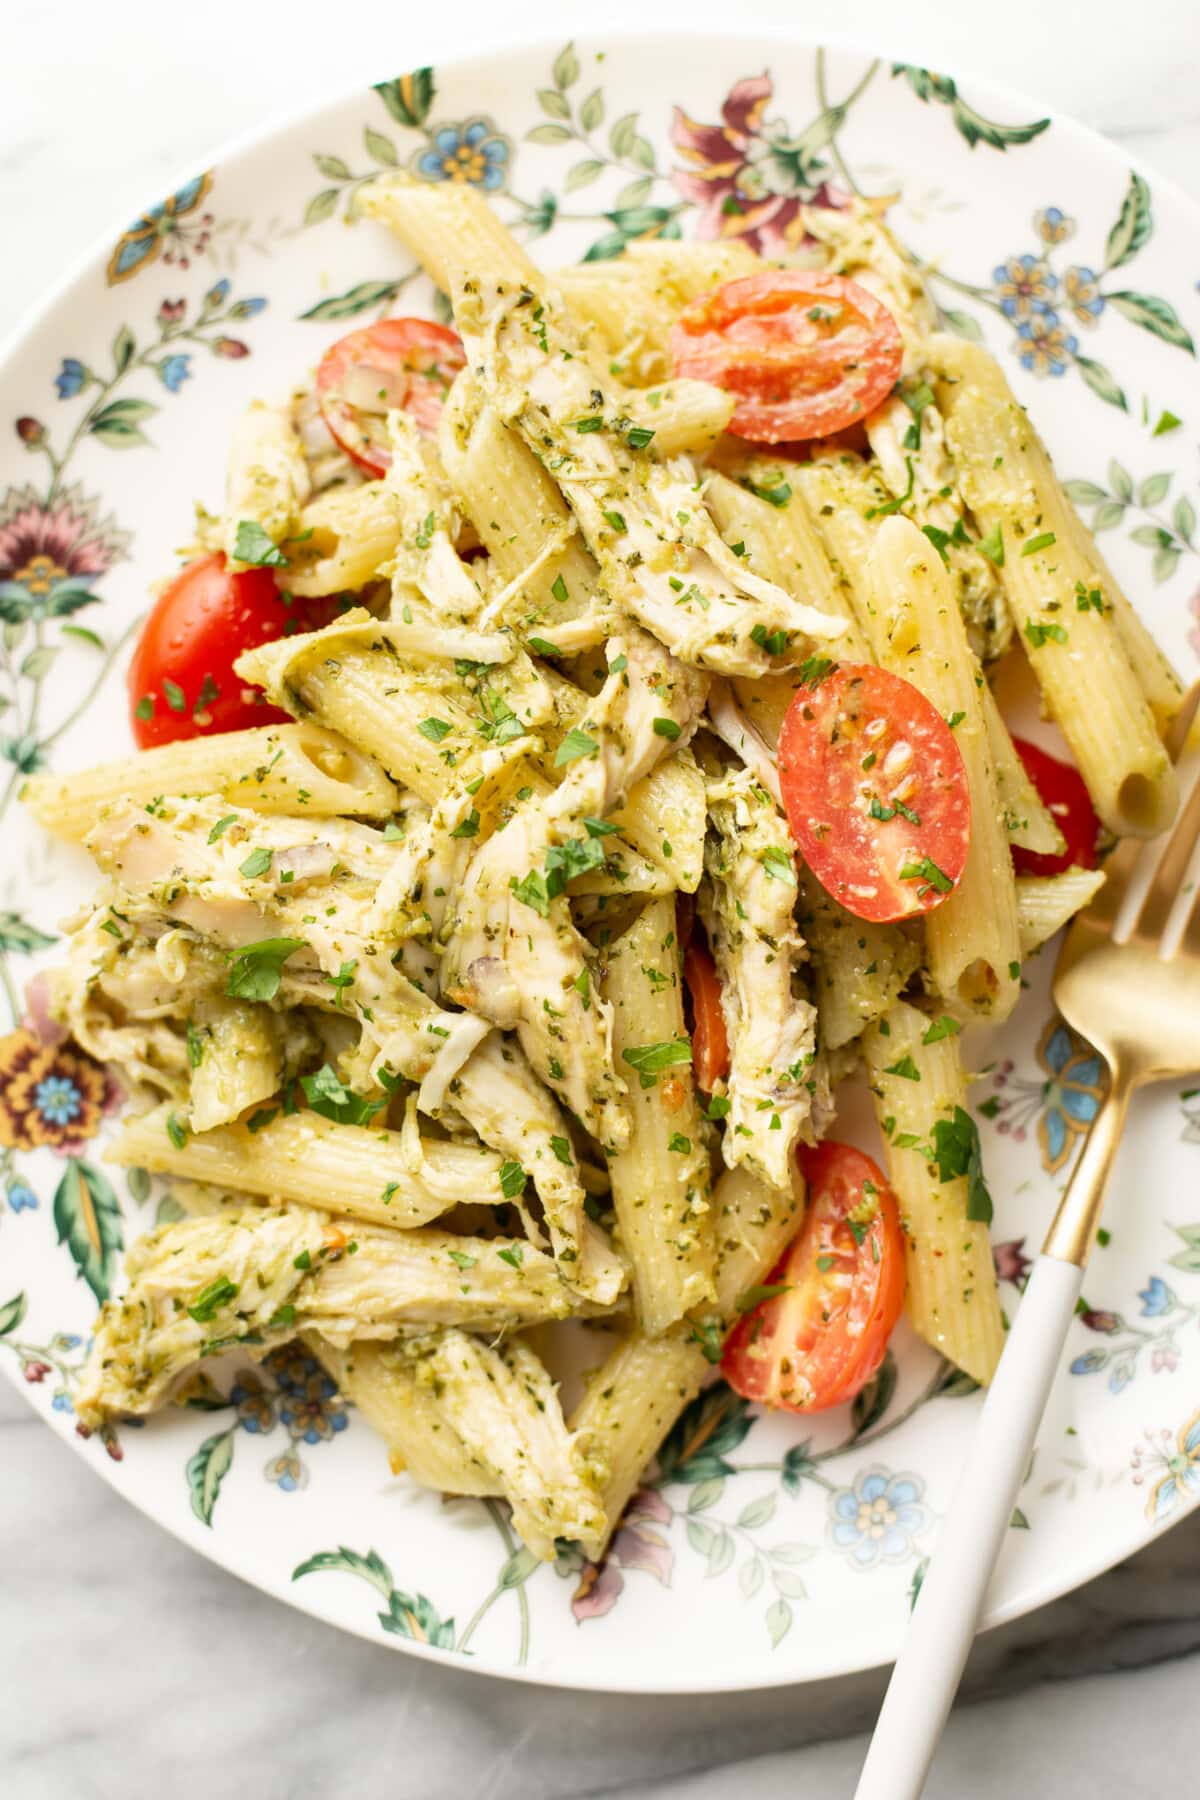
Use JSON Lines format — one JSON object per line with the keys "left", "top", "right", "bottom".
{"left": 938, "top": 307, "right": 984, "bottom": 343}
{"left": 1130, "top": 524, "right": 1173, "bottom": 549}
{"left": 498, "top": 1546, "right": 540, "bottom": 1589}
{"left": 0, "top": 1292, "right": 26, "bottom": 1337}
{"left": 88, "top": 396, "right": 156, "bottom": 449}
{"left": 526, "top": 122, "right": 572, "bottom": 146}
{"left": 579, "top": 88, "right": 605, "bottom": 131}
{"left": 780, "top": 1440, "right": 817, "bottom": 1494}
{"left": 53, "top": 1158, "right": 123, "bottom": 1304}
{"left": 770, "top": 1564, "right": 808, "bottom": 1600}
{"left": 293, "top": 1544, "right": 396, "bottom": 1596}
{"left": 564, "top": 159, "right": 605, "bottom": 193}
{"left": 851, "top": 1348, "right": 898, "bottom": 1438}
{"left": 537, "top": 86, "right": 571, "bottom": 121}
{"left": 909, "top": 1557, "right": 929, "bottom": 1610}
{"left": 949, "top": 97, "right": 1050, "bottom": 152}
{"left": 1168, "top": 1222, "right": 1200, "bottom": 1274}
{"left": 125, "top": 1166, "right": 151, "bottom": 1204}
{"left": 373, "top": 69, "right": 435, "bottom": 128}
{"left": 685, "top": 1517, "right": 716, "bottom": 1558}
{"left": 892, "top": 66, "right": 1048, "bottom": 152}
{"left": 304, "top": 188, "right": 340, "bottom": 228}
{"left": 737, "top": 1493, "right": 777, "bottom": 1530}
{"left": 1093, "top": 500, "right": 1127, "bottom": 531}
{"left": 553, "top": 41, "right": 580, "bottom": 90}
{"left": 313, "top": 153, "right": 351, "bottom": 180}
{"left": 706, "top": 1528, "right": 735, "bottom": 1578}
{"left": 739, "top": 1555, "right": 765, "bottom": 1599}
{"left": 1075, "top": 353, "right": 1127, "bottom": 411}
{"left": 1153, "top": 546, "right": 1182, "bottom": 584}
{"left": 1010, "top": 1507, "right": 1031, "bottom": 1529}
{"left": 1174, "top": 495, "right": 1196, "bottom": 544}
{"left": 1138, "top": 472, "right": 1171, "bottom": 507}
{"left": 112, "top": 324, "right": 136, "bottom": 375}
{"left": 1107, "top": 291, "right": 1196, "bottom": 354}
{"left": 609, "top": 111, "right": 639, "bottom": 158}
{"left": 582, "top": 232, "right": 631, "bottom": 263}
{"left": 186, "top": 1428, "right": 235, "bottom": 1526}
{"left": 605, "top": 204, "right": 674, "bottom": 236}
{"left": 657, "top": 1385, "right": 753, "bottom": 1484}
{"left": 933, "top": 1361, "right": 981, "bottom": 1399}
{"left": 1104, "top": 171, "right": 1152, "bottom": 271}
{"left": 300, "top": 279, "right": 404, "bottom": 321}
{"left": 0, "top": 911, "right": 55, "bottom": 954}
{"left": 364, "top": 127, "right": 399, "bottom": 167}
{"left": 615, "top": 176, "right": 654, "bottom": 209}
{"left": 1108, "top": 459, "right": 1133, "bottom": 501}
{"left": 686, "top": 1476, "right": 725, "bottom": 1514}
{"left": 379, "top": 1587, "right": 456, "bottom": 1647}
{"left": 766, "top": 1596, "right": 793, "bottom": 1647}
{"left": 1062, "top": 479, "right": 1108, "bottom": 506}
{"left": 21, "top": 645, "right": 58, "bottom": 681}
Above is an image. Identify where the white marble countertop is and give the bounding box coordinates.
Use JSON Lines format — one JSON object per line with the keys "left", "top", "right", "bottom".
{"left": 3, "top": 1, "right": 1199, "bottom": 1795}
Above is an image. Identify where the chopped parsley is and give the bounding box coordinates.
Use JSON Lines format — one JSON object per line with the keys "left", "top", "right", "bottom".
{"left": 1075, "top": 581, "right": 1106, "bottom": 613}
{"left": 450, "top": 809, "right": 480, "bottom": 839}
{"left": 626, "top": 424, "right": 655, "bottom": 449}
{"left": 134, "top": 694, "right": 154, "bottom": 721}
{"left": 760, "top": 845, "right": 796, "bottom": 883}
{"left": 652, "top": 717, "right": 681, "bottom": 740}
{"left": 688, "top": 1319, "right": 724, "bottom": 1364}
{"left": 622, "top": 1036, "right": 693, "bottom": 1088}
{"left": 165, "top": 1111, "right": 189, "bottom": 1150}
{"left": 555, "top": 726, "right": 599, "bottom": 766}
{"left": 947, "top": 710, "right": 966, "bottom": 729}
{"left": 736, "top": 1281, "right": 792, "bottom": 1313}
{"left": 705, "top": 1094, "right": 731, "bottom": 1119}
{"left": 930, "top": 1105, "right": 994, "bottom": 1223}
{"left": 233, "top": 520, "right": 288, "bottom": 567}
{"left": 883, "top": 1054, "right": 921, "bottom": 1081}
{"left": 207, "top": 814, "right": 237, "bottom": 845}
{"left": 584, "top": 816, "right": 620, "bottom": 838}
{"left": 1021, "top": 531, "right": 1057, "bottom": 557}
{"left": 750, "top": 623, "right": 788, "bottom": 656}
{"left": 866, "top": 456, "right": 914, "bottom": 519}
{"left": 550, "top": 573, "right": 569, "bottom": 604}
{"left": 187, "top": 1276, "right": 239, "bottom": 1324}
{"left": 898, "top": 856, "right": 954, "bottom": 895}
{"left": 977, "top": 523, "right": 1005, "bottom": 566}
{"left": 741, "top": 476, "right": 791, "bottom": 508}
{"left": 869, "top": 797, "right": 921, "bottom": 826}
{"left": 511, "top": 870, "right": 552, "bottom": 917}
{"left": 921, "top": 1015, "right": 962, "bottom": 1045}
{"left": 186, "top": 1022, "right": 205, "bottom": 1069}
{"left": 326, "top": 960, "right": 356, "bottom": 1008}
{"left": 1024, "top": 619, "right": 1069, "bottom": 648}
{"left": 448, "top": 1249, "right": 477, "bottom": 1270}
{"left": 163, "top": 678, "right": 187, "bottom": 714}
{"left": 415, "top": 511, "right": 436, "bottom": 549}
{"left": 225, "top": 937, "right": 305, "bottom": 1002}
{"left": 498, "top": 1161, "right": 528, "bottom": 1199}
{"left": 300, "top": 1063, "right": 386, "bottom": 1127}
{"left": 798, "top": 656, "right": 835, "bottom": 688}
{"left": 417, "top": 716, "right": 453, "bottom": 743}
{"left": 667, "top": 1132, "right": 692, "bottom": 1154}
{"left": 528, "top": 636, "right": 563, "bottom": 657}
{"left": 573, "top": 414, "right": 603, "bottom": 433}
{"left": 602, "top": 509, "right": 627, "bottom": 533}
{"left": 549, "top": 1135, "right": 574, "bottom": 1166}
{"left": 497, "top": 1245, "right": 524, "bottom": 1270}
{"left": 238, "top": 846, "right": 273, "bottom": 879}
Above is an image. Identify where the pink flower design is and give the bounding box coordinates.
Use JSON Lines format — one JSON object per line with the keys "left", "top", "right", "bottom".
{"left": 670, "top": 74, "right": 845, "bottom": 254}
{"left": 1152, "top": 1343, "right": 1180, "bottom": 1374}
{"left": 1188, "top": 587, "right": 1200, "bottom": 663}
{"left": 0, "top": 481, "right": 129, "bottom": 607}
{"left": 993, "top": 1238, "right": 1032, "bottom": 1287}
{"left": 570, "top": 1487, "right": 676, "bottom": 1622}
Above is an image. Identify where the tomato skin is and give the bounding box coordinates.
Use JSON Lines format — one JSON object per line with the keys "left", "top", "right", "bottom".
{"left": 777, "top": 663, "right": 971, "bottom": 924}
{"left": 127, "top": 554, "right": 316, "bottom": 747}
{"left": 1009, "top": 737, "right": 1100, "bottom": 877}
{"left": 669, "top": 271, "right": 903, "bottom": 445}
{"left": 316, "top": 318, "right": 466, "bottom": 476}
{"left": 684, "top": 940, "right": 730, "bottom": 1092}
{"left": 722, "top": 1141, "right": 906, "bottom": 1413}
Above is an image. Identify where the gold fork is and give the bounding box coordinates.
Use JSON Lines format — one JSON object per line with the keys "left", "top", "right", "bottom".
{"left": 856, "top": 686, "right": 1200, "bottom": 1800}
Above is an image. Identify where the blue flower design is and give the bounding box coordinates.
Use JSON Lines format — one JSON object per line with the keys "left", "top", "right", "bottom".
{"left": 829, "top": 1466, "right": 928, "bottom": 1569}
{"left": 414, "top": 118, "right": 510, "bottom": 191}
{"left": 1070, "top": 1348, "right": 1109, "bottom": 1376}
{"left": 264, "top": 1448, "right": 307, "bottom": 1492}
{"left": 204, "top": 278, "right": 231, "bottom": 308}
{"left": 230, "top": 1370, "right": 277, "bottom": 1435}
{"left": 32, "top": 1074, "right": 82, "bottom": 1126}
{"left": 993, "top": 252, "right": 1057, "bottom": 321}
{"left": 106, "top": 172, "right": 214, "bottom": 285}
{"left": 1038, "top": 1020, "right": 1104, "bottom": 1168}
{"left": 55, "top": 359, "right": 88, "bottom": 400}
{"left": 1138, "top": 1276, "right": 1176, "bottom": 1318}
{"left": 7, "top": 1181, "right": 37, "bottom": 1212}
{"left": 1062, "top": 265, "right": 1105, "bottom": 326}
{"left": 228, "top": 297, "right": 267, "bottom": 319}
{"left": 1109, "top": 1355, "right": 1136, "bottom": 1395}
{"left": 156, "top": 354, "right": 192, "bottom": 393}
{"left": 1015, "top": 313, "right": 1079, "bottom": 379}
{"left": 52, "top": 1391, "right": 73, "bottom": 1414}
{"left": 1034, "top": 205, "right": 1074, "bottom": 246}
{"left": 1134, "top": 1412, "right": 1200, "bottom": 1524}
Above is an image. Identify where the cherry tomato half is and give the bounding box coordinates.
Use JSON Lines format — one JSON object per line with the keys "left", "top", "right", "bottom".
{"left": 683, "top": 939, "right": 730, "bottom": 1092}
{"left": 722, "top": 1141, "right": 906, "bottom": 1413}
{"left": 777, "top": 663, "right": 971, "bottom": 923}
{"left": 316, "top": 318, "right": 467, "bottom": 476}
{"left": 1010, "top": 737, "right": 1101, "bottom": 877}
{"left": 669, "top": 271, "right": 904, "bottom": 445}
{"left": 127, "top": 554, "right": 323, "bottom": 747}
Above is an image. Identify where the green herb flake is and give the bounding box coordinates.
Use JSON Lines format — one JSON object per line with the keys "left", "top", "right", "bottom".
{"left": 947, "top": 710, "right": 966, "bottom": 730}
{"left": 415, "top": 511, "right": 436, "bottom": 549}
{"left": 165, "top": 1111, "right": 189, "bottom": 1150}
{"left": 163, "top": 677, "right": 187, "bottom": 714}
{"left": 550, "top": 573, "right": 569, "bottom": 604}
{"left": 743, "top": 477, "right": 791, "bottom": 508}
{"left": 706, "top": 1094, "right": 731, "bottom": 1119}
{"left": 626, "top": 424, "right": 655, "bottom": 449}
{"left": 930, "top": 1105, "right": 994, "bottom": 1223}
{"left": 921, "top": 1015, "right": 962, "bottom": 1045}
{"left": 448, "top": 1249, "right": 477, "bottom": 1270}
{"left": 883, "top": 1054, "right": 921, "bottom": 1081}
{"left": 226, "top": 937, "right": 306, "bottom": 1002}
{"left": 977, "top": 523, "right": 1005, "bottom": 567}
{"left": 750, "top": 623, "right": 788, "bottom": 656}
{"left": 736, "top": 1281, "right": 792, "bottom": 1313}
{"left": 207, "top": 813, "right": 237, "bottom": 845}
{"left": 233, "top": 520, "right": 288, "bottom": 567}
{"left": 238, "top": 845, "right": 273, "bottom": 880}
{"left": 602, "top": 509, "right": 627, "bottom": 533}
{"left": 300, "top": 1063, "right": 386, "bottom": 1127}
{"left": 498, "top": 1160, "right": 528, "bottom": 1199}
{"left": 898, "top": 856, "right": 954, "bottom": 895}
{"left": 450, "top": 809, "right": 480, "bottom": 840}
{"left": 622, "top": 1036, "right": 693, "bottom": 1089}
{"left": 549, "top": 1135, "right": 574, "bottom": 1166}
{"left": 134, "top": 694, "right": 154, "bottom": 721}
{"left": 187, "top": 1275, "right": 239, "bottom": 1324}
{"left": 497, "top": 1245, "right": 524, "bottom": 1270}
{"left": 1021, "top": 531, "right": 1057, "bottom": 558}
{"left": 528, "top": 636, "right": 562, "bottom": 657}
{"left": 417, "top": 716, "right": 453, "bottom": 744}
{"left": 667, "top": 1132, "right": 692, "bottom": 1154}
{"left": 652, "top": 716, "right": 681, "bottom": 740}
{"left": 554, "top": 726, "right": 599, "bottom": 767}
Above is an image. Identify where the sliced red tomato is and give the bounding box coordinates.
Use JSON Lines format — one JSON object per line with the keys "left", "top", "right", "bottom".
{"left": 684, "top": 939, "right": 730, "bottom": 1092}
{"left": 669, "top": 271, "right": 903, "bottom": 445}
{"left": 127, "top": 554, "right": 329, "bottom": 747}
{"left": 1010, "top": 736, "right": 1100, "bottom": 877}
{"left": 777, "top": 663, "right": 970, "bottom": 923}
{"left": 722, "top": 1141, "right": 906, "bottom": 1413}
{"left": 316, "top": 318, "right": 466, "bottom": 476}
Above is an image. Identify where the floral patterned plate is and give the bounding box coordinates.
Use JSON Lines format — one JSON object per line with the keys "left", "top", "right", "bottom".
{"left": 2, "top": 34, "right": 1199, "bottom": 1693}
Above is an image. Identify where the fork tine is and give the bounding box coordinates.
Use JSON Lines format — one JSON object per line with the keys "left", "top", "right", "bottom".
{"left": 1165, "top": 680, "right": 1200, "bottom": 763}
{"left": 1075, "top": 835, "right": 1140, "bottom": 935}
{"left": 1132, "top": 761, "right": 1200, "bottom": 947}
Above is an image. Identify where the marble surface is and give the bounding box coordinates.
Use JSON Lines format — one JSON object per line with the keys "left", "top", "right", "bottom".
{"left": 3, "top": 1, "right": 1199, "bottom": 1795}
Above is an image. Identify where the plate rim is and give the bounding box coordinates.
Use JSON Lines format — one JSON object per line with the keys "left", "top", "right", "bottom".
{"left": 3, "top": 23, "right": 1199, "bottom": 1693}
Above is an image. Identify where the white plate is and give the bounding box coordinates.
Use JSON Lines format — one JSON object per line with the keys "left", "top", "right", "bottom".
{"left": 2, "top": 33, "right": 1199, "bottom": 1693}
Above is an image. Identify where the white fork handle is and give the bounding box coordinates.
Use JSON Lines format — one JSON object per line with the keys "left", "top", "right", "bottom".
{"left": 853, "top": 1253, "right": 1084, "bottom": 1800}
